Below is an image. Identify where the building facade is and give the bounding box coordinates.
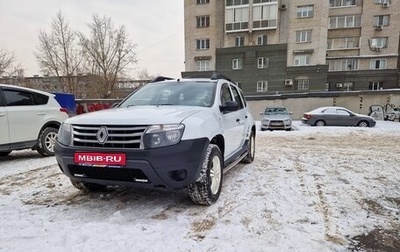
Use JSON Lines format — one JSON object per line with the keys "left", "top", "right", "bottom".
{"left": 183, "top": 0, "right": 400, "bottom": 95}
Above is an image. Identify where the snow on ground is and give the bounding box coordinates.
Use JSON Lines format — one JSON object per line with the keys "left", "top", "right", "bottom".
{"left": 0, "top": 121, "right": 399, "bottom": 252}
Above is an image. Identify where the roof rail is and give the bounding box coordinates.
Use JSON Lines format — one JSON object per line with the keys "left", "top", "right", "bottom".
{"left": 210, "top": 72, "right": 232, "bottom": 82}
{"left": 151, "top": 76, "right": 174, "bottom": 82}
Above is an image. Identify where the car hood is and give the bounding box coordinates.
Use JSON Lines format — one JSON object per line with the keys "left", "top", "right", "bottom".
{"left": 65, "top": 106, "right": 204, "bottom": 125}
{"left": 262, "top": 114, "right": 291, "bottom": 120}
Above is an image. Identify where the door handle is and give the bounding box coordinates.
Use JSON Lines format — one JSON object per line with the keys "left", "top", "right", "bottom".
{"left": 36, "top": 112, "right": 46, "bottom": 115}
{"left": 0, "top": 112, "right": 5, "bottom": 117}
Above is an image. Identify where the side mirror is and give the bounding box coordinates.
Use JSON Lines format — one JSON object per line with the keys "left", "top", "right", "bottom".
{"left": 260, "top": 112, "right": 264, "bottom": 115}
{"left": 220, "top": 101, "right": 238, "bottom": 113}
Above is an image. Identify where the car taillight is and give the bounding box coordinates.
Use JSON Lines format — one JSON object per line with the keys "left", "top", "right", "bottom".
{"left": 304, "top": 114, "right": 312, "bottom": 119}
{"left": 60, "top": 108, "right": 68, "bottom": 114}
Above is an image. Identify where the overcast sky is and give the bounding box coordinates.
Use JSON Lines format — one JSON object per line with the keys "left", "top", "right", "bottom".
{"left": 0, "top": 0, "right": 185, "bottom": 78}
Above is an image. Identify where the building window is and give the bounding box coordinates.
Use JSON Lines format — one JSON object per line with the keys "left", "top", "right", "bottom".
{"left": 257, "top": 57, "right": 269, "bottom": 68}
{"left": 254, "top": 0, "right": 277, "bottom": 3}
{"left": 327, "top": 37, "right": 359, "bottom": 49}
{"left": 196, "top": 60, "right": 210, "bottom": 71}
{"left": 296, "top": 30, "right": 312, "bottom": 43}
{"left": 369, "top": 37, "right": 388, "bottom": 50}
{"left": 257, "top": 80, "right": 268, "bottom": 92}
{"left": 257, "top": 34, "right": 267, "bottom": 45}
{"left": 196, "top": 16, "right": 210, "bottom": 27}
{"left": 296, "top": 79, "right": 310, "bottom": 90}
{"left": 329, "top": 0, "right": 356, "bottom": 7}
{"left": 294, "top": 54, "right": 310, "bottom": 66}
{"left": 197, "top": 0, "right": 210, "bottom": 4}
{"left": 196, "top": 39, "right": 210, "bottom": 50}
{"left": 235, "top": 36, "right": 244, "bottom": 47}
{"left": 297, "top": 5, "right": 314, "bottom": 18}
{"left": 370, "top": 59, "right": 387, "bottom": 69}
{"left": 327, "top": 59, "right": 359, "bottom": 71}
{"left": 369, "top": 81, "right": 382, "bottom": 90}
{"left": 226, "top": 0, "right": 249, "bottom": 6}
{"left": 373, "top": 15, "right": 390, "bottom": 26}
{"left": 226, "top": 6, "right": 249, "bottom": 31}
{"left": 252, "top": 3, "right": 277, "bottom": 29}
{"left": 329, "top": 15, "right": 361, "bottom": 29}
{"left": 374, "top": 0, "right": 391, "bottom": 4}
{"left": 232, "top": 58, "right": 243, "bottom": 70}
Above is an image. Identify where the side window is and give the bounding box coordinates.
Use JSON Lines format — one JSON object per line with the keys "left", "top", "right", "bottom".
{"left": 230, "top": 84, "right": 244, "bottom": 110}
{"left": 0, "top": 90, "right": 4, "bottom": 106}
{"left": 4, "top": 89, "right": 34, "bottom": 106}
{"left": 220, "top": 83, "right": 233, "bottom": 106}
{"left": 33, "top": 93, "right": 49, "bottom": 105}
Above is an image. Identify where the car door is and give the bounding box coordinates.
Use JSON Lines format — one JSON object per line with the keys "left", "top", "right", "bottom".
{"left": 0, "top": 89, "right": 10, "bottom": 147}
{"left": 220, "top": 83, "right": 245, "bottom": 159}
{"left": 321, "top": 107, "right": 338, "bottom": 126}
{"left": 4, "top": 88, "right": 43, "bottom": 144}
{"left": 336, "top": 108, "right": 358, "bottom": 126}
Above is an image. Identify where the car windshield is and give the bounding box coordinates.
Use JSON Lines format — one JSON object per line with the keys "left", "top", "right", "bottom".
{"left": 264, "top": 107, "right": 288, "bottom": 115}
{"left": 119, "top": 81, "right": 217, "bottom": 108}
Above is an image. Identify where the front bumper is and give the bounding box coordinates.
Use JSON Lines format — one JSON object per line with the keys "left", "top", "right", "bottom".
{"left": 54, "top": 138, "right": 209, "bottom": 190}
{"left": 261, "top": 120, "right": 291, "bottom": 130}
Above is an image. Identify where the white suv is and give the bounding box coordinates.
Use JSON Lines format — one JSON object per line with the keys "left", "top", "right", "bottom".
{"left": 0, "top": 84, "right": 69, "bottom": 156}
{"left": 55, "top": 74, "right": 256, "bottom": 205}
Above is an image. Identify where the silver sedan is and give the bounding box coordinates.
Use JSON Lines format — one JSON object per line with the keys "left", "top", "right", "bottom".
{"left": 301, "top": 106, "right": 376, "bottom": 127}
{"left": 260, "top": 106, "right": 292, "bottom": 131}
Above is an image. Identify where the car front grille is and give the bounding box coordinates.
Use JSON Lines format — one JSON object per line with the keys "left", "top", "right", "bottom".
{"left": 68, "top": 165, "right": 149, "bottom": 183}
{"left": 72, "top": 125, "right": 148, "bottom": 149}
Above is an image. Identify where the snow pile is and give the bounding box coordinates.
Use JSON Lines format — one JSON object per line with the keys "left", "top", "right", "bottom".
{"left": 0, "top": 121, "right": 399, "bottom": 251}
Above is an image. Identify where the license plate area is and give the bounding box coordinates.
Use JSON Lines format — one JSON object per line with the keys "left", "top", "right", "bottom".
{"left": 74, "top": 152, "right": 126, "bottom": 167}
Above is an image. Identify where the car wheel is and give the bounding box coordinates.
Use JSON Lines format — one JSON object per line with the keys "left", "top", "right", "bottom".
{"left": 0, "top": 151, "right": 11, "bottom": 157}
{"left": 37, "top": 127, "right": 58, "bottom": 157}
{"left": 358, "top": 120, "right": 369, "bottom": 127}
{"left": 315, "top": 120, "right": 325, "bottom": 126}
{"left": 70, "top": 179, "right": 107, "bottom": 191}
{"left": 242, "top": 131, "right": 255, "bottom": 163}
{"left": 188, "top": 144, "right": 223, "bottom": 205}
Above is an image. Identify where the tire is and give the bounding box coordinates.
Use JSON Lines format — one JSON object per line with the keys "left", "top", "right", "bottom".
{"left": 358, "top": 121, "right": 369, "bottom": 127}
{"left": 37, "top": 127, "right": 58, "bottom": 157}
{"left": 315, "top": 120, "right": 325, "bottom": 126}
{"left": 188, "top": 144, "right": 223, "bottom": 205}
{"left": 242, "top": 131, "right": 255, "bottom": 163}
{"left": 0, "top": 151, "right": 11, "bottom": 157}
{"left": 70, "top": 179, "right": 107, "bottom": 191}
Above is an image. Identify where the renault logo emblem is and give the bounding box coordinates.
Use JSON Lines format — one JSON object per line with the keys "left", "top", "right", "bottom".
{"left": 96, "top": 126, "right": 108, "bottom": 144}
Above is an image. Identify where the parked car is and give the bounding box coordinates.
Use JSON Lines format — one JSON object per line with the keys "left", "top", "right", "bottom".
{"left": 260, "top": 106, "right": 292, "bottom": 131}
{"left": 55, "top": 74, "right": 256, "bottom": 205}
{"left": 301, "top": 106, "right": 376, "bottom": 127}
{"left": 0, "top": 84, "right": 69, "bottom": 156}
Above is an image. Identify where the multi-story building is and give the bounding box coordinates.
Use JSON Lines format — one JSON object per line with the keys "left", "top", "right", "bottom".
{"left": 183, "top": 0, "right": 400, "bottom": 95}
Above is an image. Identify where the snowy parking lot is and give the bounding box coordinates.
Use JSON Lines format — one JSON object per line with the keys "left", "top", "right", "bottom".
{"left": 1, "top": 121, "right": 399, "bottom": 251}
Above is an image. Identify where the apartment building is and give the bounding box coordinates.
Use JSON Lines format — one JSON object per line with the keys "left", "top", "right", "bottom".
{"left": 182, "top": 0, "right": 400, "bottom": 95}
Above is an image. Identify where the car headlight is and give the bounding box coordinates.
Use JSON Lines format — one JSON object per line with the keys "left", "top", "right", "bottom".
{"left": 284, "top": 119, "right": 291, "bottom": 123}
{"left": 143, "top": 124, "right": 184, "bottom": 149}
{"left": 57, "top": 123, "right": 72, "bottom": 146}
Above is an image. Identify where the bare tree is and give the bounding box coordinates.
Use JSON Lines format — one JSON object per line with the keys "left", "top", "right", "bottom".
{"left": 35, "top": 11, "right": 83, "bottom": 94}
{"left": 78, "top": 14, "right": 137, "bottom": 98}
{"left": 0, "top": 47, "right": 22, "bottom": 77}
